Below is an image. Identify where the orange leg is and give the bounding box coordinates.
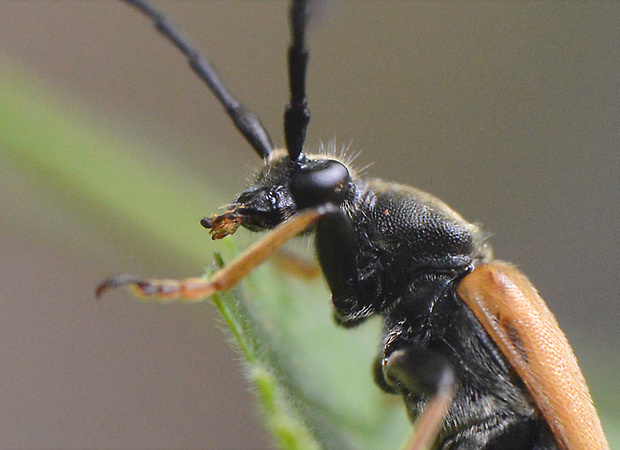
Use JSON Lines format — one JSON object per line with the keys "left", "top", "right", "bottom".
{"left": 271, "top": 249, "right": 321, "bottom": 280}
{"left": 384, "top": 348, "right": 455, "bottom": 450}
{"left": 404, "top": 384, "right": 454, "bottom": 450}
{"left": 96, "top": 207, "right": 330, "bottom": 302}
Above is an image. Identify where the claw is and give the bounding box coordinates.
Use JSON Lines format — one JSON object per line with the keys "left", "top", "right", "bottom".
{"left": 95, "top": 274, "right": 142, "bottom": 299}
{"left": 95, "top": 274, "right": 213, "bottom": 302}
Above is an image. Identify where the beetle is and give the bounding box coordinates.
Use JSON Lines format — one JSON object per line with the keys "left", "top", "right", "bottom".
{"left": 97, "top": 1, "right": 609, "bottom": 448}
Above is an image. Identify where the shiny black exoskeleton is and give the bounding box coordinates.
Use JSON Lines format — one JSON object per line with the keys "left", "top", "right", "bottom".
{"left": 220, "top": 150, "right": 556, "bottom": 449}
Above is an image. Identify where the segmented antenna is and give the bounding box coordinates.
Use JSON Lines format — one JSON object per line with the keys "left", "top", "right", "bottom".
{"left": 120, "top": 0, "right": 274, "bottom": 159}
{"left": 285, "top": 0, "right": 312, "bottom": 162}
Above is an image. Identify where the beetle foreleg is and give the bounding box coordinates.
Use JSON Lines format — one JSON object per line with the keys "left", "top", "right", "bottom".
{"left": 96, "top": 206, "right": 333, "bottom": 302}
{"left": 313, "top": 206, "right": 374, "bottom": 326}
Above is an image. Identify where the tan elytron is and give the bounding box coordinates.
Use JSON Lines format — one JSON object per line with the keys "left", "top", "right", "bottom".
{"left": 457, "top": 261, "right": 609, "bottom": 450}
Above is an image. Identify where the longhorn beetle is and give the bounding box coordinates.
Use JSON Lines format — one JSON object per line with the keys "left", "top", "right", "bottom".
{"left": 97, "top": 1, "right": 609, "bottom": 448}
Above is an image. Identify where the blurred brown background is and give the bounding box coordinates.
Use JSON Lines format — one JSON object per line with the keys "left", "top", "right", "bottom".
{"left": 1, "top": 1, "right": 618, "bottom": 448}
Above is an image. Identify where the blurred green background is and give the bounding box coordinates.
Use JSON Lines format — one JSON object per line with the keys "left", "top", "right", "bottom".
{"left": 1, "top": 1, "right": 618, "bottom": 448}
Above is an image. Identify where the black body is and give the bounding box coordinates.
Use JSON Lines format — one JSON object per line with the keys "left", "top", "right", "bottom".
{"left": 221, "top": 152, "right": 557, "bottom": 449}
{"left": 120, "top": 0, "right": 558, "bottom": 447}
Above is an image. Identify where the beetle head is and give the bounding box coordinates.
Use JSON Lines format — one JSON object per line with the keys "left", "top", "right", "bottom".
{"left": 202, "top": 150, "right": 353, "bottom": 239}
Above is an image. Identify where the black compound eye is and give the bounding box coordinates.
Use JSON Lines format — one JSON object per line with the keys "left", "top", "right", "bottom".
{"left": 290, "top": 160, "right": 351, "bottom": 209}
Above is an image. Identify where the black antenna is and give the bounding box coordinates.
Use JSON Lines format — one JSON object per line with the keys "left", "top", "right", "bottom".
{"left": 285, "top": 0, "right": 311, "bottom": 162}
{"left": 120, "top": 0, "right": 274, "bottom": 159}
